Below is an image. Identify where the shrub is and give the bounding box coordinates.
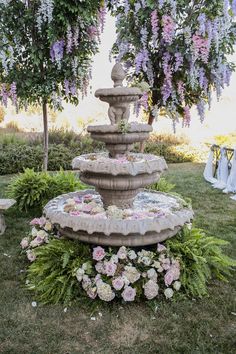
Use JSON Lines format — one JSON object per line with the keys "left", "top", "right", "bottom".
{"left": 149, "top": 178, "right": 175, "bottom": 193}
{"left": 166, "top": 227, "right": 236, "bottom": 297}
{"left": 0, "top": 144, "right": 43, "bottom": 175}
{"left": 48, "top": 144, "right": 75, "bottom": 171}
{"left": 7, "top": 168, "right": 87, "bottom": 212}
{"left": 0, "top": 144, "right": 79, "bottom": 175}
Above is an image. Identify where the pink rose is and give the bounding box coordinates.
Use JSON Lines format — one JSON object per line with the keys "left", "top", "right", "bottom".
{"left": 93, "top": 246, "right": 106, "bottom": 261}
{"left": 95, "top": 262, "right": 106, "bottom": 274}
{"left": 112, "top": 277, "right": 125, "bottom": 291}
{"left": 104, "top": 262, "right": 117, "bottom": 276}
{"left": 157, "top": 243, "right": 167, "bottom": 253}
{"left": 82, "top": 204, "right": 93, "bottom": 213}
{"left": 86, "top": 288, "right": 97, "bottom": 299}
{"left": 26, "top": 250, "right": 36, "bottom": 262}
{"left": 20, "top": 238, "right": 29, "bottom": 249}
{"left": 162, "top": 257, "right": 171, "bottom": 270}
{"left": 121, "top": 286, "right": 136, "bottom": 302}
{"left": 164, "top": 269, "right": 174, "bottom": 286}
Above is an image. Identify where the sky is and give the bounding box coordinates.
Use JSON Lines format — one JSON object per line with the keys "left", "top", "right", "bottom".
{"left": 2, "top": 15, "right": 236, "bottom": 145}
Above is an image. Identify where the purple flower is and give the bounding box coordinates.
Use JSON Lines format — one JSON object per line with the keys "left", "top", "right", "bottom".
{"left": 50, "top": 40, "right": 65, "bottom": 68}
{"left": 93, "top": 246, "right": 106, "bottom": 261}
{"left": 64, "top": 80, "right": 70, "bottom": 96}
{"left": 162, "top": 15, "right": 175, "bottom": 45}
{"left": 135, "top": 49, "right": 149, "bottom": 74}
{"left": 99, "top": 6, "right": 106, "bottom": 33}
{"left": 197, "top": 99, "right": 205, "bottom": 123}
{"left": 232, "top": 0, "right": 236, "bottom": 16}
{"left": 0, "top": 84, "right": 8, "bottom": 107}
{"left": 174, "top": 52, "right": 183, "bottom": 71}
{"left": 198, "top": 13, "right": 206, "bottom": 36}
{"left": 183, "top": 105, "right": 191, "bottom": 127}
{"left": 151, "top": 9, "right": 158, "bottom": 45}
{"left": 66, "top": 25, "right": 73, "bottom": 54}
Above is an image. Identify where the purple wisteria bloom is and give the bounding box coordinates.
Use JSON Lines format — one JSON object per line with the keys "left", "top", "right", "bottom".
{"left": 10, "top": 82, "right": 17, "bottom": 106}
{"left": 50, "top": 40, "right": 65, "bottom": 68}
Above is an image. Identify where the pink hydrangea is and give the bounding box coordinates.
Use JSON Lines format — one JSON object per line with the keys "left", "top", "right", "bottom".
{"left": 112, "top": 277, "right": 125, "bottom": 291}
{"left": 144, "top": 280, "right": 159, "bottom": 300}
{"left": 104, "top": 261, "right": 117, "bottom": 276}
{"left": 93, "top": 246, "right": 106, "bottom": 261}
{"left": 121, "top": 286, "right": 136, "bottom": 302}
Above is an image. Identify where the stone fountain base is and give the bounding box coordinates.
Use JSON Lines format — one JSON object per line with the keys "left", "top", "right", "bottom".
{"left": 44, "top": 190, "right": 193, "bottom": 247}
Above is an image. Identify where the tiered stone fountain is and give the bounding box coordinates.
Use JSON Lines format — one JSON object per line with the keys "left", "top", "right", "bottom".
{"left": 44, "top": 64, "right": 193, "bottom": 247}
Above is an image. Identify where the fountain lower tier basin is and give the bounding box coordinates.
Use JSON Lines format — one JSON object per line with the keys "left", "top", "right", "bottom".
{"left": 87, "top": 124, "right": 152, "bottom": 157}
{"left": 44, "top": 190, "right": 193, "bottom": 247}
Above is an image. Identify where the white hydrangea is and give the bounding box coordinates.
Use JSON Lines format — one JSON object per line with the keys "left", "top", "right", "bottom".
{"left": 123, "top": 266, "right": 141, "bottom": 284}
{"left": 143, "top": 280, "right": 159, "bottom": 300}
{"left": 97, "top": 281, "right": 115, "bottom": 302}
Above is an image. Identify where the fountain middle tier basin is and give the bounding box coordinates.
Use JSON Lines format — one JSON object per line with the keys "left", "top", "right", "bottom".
{"left": 44, "top": 190, "right": 194, "bottom": 247}
{"left": 87, "top": 123, "right": 153, "bottom": 157}
{"left": 72, "top": 153, "right": 168, "bottom": 208}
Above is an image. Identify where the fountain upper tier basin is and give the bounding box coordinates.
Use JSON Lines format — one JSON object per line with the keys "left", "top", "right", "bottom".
{"left": 44, "top": 190, "right": 193, "bottom": 247}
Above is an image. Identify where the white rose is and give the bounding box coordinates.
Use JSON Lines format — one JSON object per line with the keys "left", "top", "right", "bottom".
{"left": 31, "top": 227, "right": 38, "bottom": 237}
{"left": 76, "top": 268, "right": 85, "bottom": 282}
{"left": 147, "top": 268, "right": 157, "bottom": 281}
{"left": 164, "top": 288, "right": 174, "bottom": 299}
{"left": 37, "top": 230, "right": 48, "bottom": 239}
{"left": 173, "top": 281, "right": 181, "bottom": 291}
{"left": 128, "top": 250, "right": 137, "bottom": 260}
{"left": 44, "top": 222, "right": 52, "bottom": 231}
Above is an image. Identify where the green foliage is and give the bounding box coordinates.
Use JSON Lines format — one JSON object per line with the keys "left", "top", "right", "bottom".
{"left": 7, "top": 168, "right": 86, "bottom": 212}
{"left": 0, "top": 143, "right": 78, "bottom": 175}
{"left": 0, "top": 144, "right": 44, "bottom": 175}
{"left": 167, "top": 227, "right": 236, "bottom": 298}
{"left": 149, "top": 177, "right": 175, "bottom": 193}
{"left": 26, "top": 239, "right": 91, "bottom": 305}
{"left": 0, "top": 1, "right": 102, "bottom": 108}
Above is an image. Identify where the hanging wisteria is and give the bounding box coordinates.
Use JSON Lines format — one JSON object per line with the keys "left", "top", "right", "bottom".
{"left": 0, "top": 0, "right": 104, "bottom": 110}
{"left": 108, "top": 0, "right": 236, "bottom": 126}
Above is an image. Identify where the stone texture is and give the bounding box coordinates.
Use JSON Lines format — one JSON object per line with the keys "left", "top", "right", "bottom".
{"left": 44, "top": 190, "right": 194, "bottom": 246}
{"left": 0, "top": 199, "right": 16, "bottom": 235}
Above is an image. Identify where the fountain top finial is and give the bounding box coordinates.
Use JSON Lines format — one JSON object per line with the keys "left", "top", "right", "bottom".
{"left": 111, "top": 63, "right": 126, "bottom": 88}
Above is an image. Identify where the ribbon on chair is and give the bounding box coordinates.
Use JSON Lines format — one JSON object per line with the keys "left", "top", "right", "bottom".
{"left": 203, "top": 149, "right": 217, "bottom": 183}
{"left": 213, "top": 147, "right": 229, "bottom": 190}
{"left": 223, "top": 148, "right": 236, "bottom": 194}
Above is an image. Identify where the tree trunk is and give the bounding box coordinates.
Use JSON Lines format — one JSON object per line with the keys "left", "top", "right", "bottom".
{"left": 139, "top": 111, "right": 155, "bottom": 153}
{"left": 42, "top": 101, "right": 48, "bottom": 171}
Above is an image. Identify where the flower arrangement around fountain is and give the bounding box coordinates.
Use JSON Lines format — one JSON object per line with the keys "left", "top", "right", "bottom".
{"left": 20, "top": 64, "right": 236, "bottom": 305}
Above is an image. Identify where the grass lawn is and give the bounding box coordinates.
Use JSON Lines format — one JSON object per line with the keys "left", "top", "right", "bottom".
{"left": 0, "top": 163, "right": 235, "bottom": 354}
